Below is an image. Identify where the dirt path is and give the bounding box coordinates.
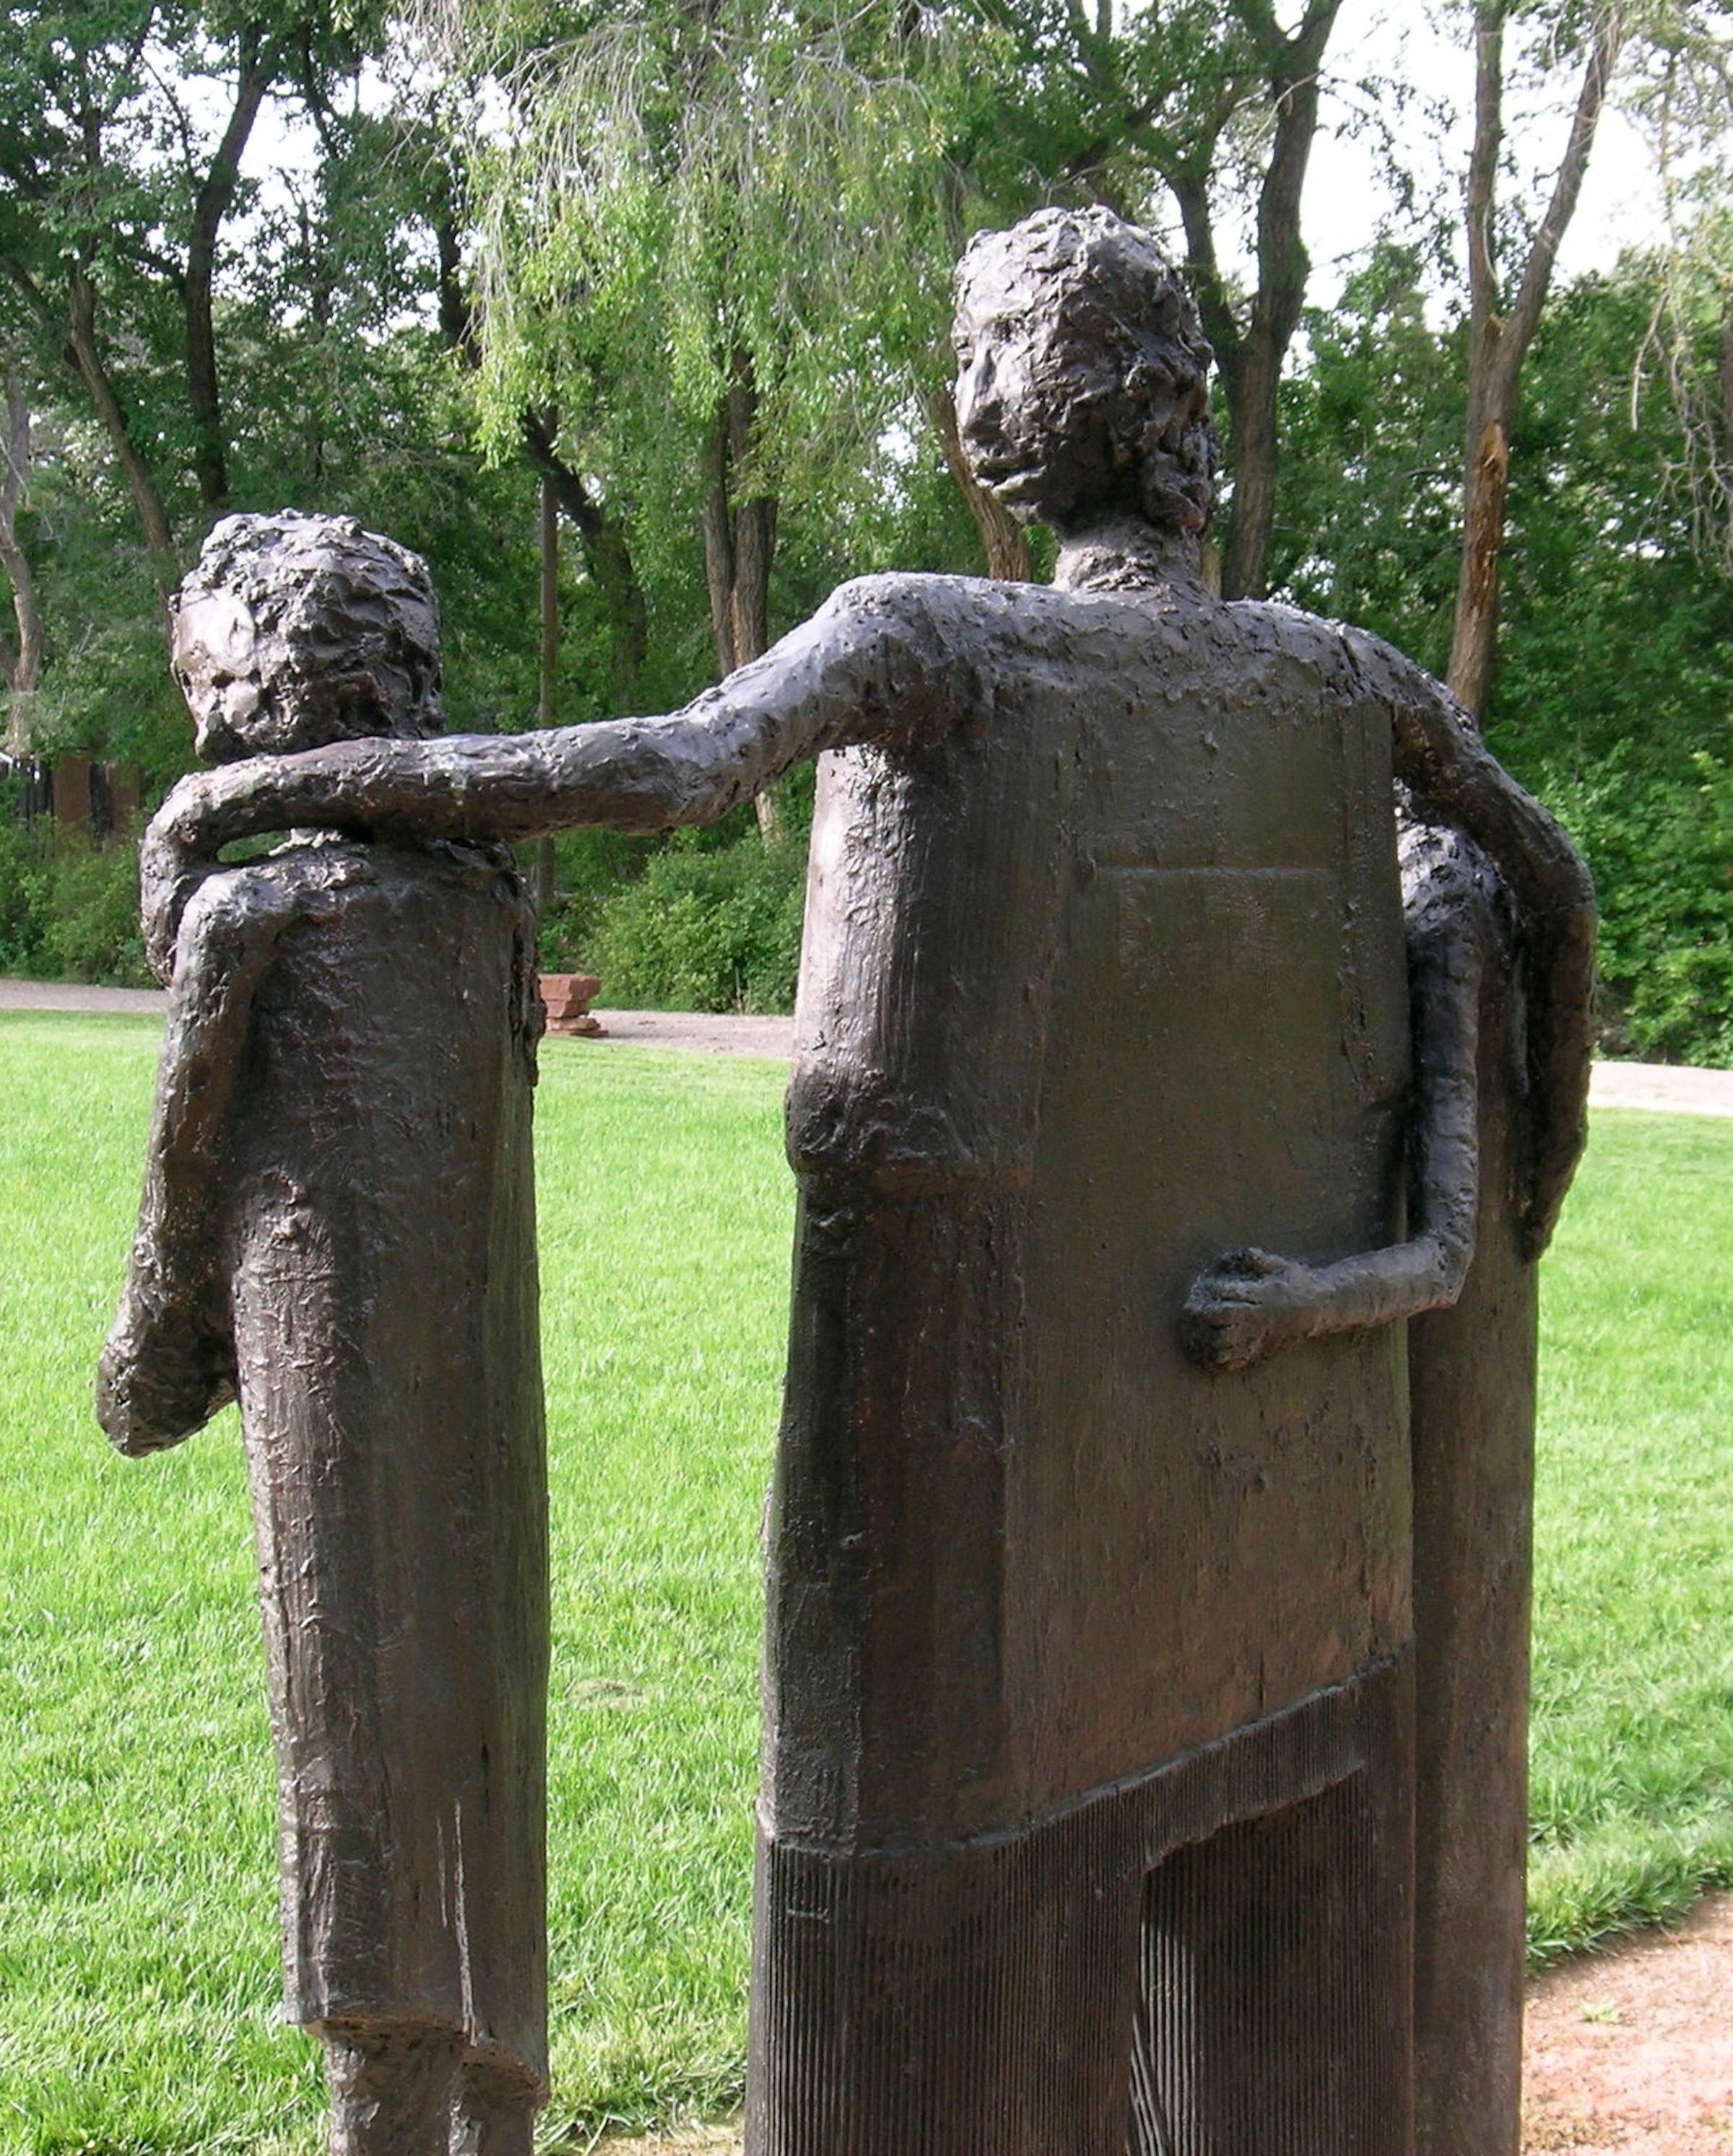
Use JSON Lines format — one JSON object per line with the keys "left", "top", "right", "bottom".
{"left": 6, "top": 982, "right": 1733, "bottom": 1109}
{"left": 0, "top": 979, "right": 798, "bottom": 1055}
{"left": 0, "top": 977, "right": 170, "bottom": 1016}
{"left": 587, "top": 1900, "right": 1733, "bottom": 2155}
{"left": 1589, "top": 1062, "right": 1733, "bottom": 1117}
{"left": 1523, "top": 1895, "right": 1733, "bottom": 2153}
{"left": 581, "top": 1009, "right": 795, "bottom": 1057}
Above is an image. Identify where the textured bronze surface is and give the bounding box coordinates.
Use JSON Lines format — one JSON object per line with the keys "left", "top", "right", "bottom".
{"left": 100, "top": 515, "right": 548, "bottom": 2154}
{"left": 1408, "top": 868, "right": 1539, "bottom": 2156}
{"left": 122, "top": 215, "right": 1596, "bottom": 2154}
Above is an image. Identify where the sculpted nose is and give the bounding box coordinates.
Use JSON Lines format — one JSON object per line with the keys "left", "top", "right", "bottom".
{"left": 957, "top": 347, "right": 1000, "bottom": 429}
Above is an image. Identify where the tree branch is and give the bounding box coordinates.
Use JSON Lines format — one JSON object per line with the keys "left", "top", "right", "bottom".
{"left": 521, "top": 409, "right": 648, "bottom": 703}
{"left": 1464, "top": 1, "right": 1504, "bottom": 402}
{"left": 185, "top": 20, "right": 274, "bottom": 506}
{"left": 0, "top": 253, "right": 60, "bottom": 334}
{"left": 1499, "top": 7, "right": 1627, "bottom": 390}
{"left": 0, "top": 362, "right": 43, "bottom": 741}
{"left": 435, "top": 210, "right": 478, "bottom": 363}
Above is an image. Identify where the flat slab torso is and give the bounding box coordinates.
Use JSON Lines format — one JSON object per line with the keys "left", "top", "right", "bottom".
{"left": 769, "top": 572, "right": 1412, "bottom": 1850}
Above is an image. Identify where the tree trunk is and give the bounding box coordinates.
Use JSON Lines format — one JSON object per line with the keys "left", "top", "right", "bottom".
{"left": 700, "top": 404, "right": 736, "bottom": 676}
{"left": 0, "top": 363, "right": 43, "bottom": 753}
{"left": 438, "top": 236, "right": 646, "bottom": 712}
{"left": 1448, "top": 1, "right": 1509, "bottom": 716}
{"left": 927, "top": 385, "right": 1031, "bottom": 581}
{"left": 1219, "top": 0, "right": 1341, "bottom": 600}
{"left": 299, "top": 202, "right": 334, "bottom": 487}
{"left": 1447, "top": 1, "right": 1625, "bottom": 715}
{"left": 1220, "top": 336, "right": 1282, "bottom": 601}
{"left": 1449, "top": 417, "right": 1511, "bottom": 724}
{"left": 520, "top": 411, "right": 648, "bottom": 710}
{"left": 702, "top": 354, "right": 783, "bottom": 842}
{"left": 66, "top": 262, "right": 175, "bottom": 565}
{"left": 726, "top": 350, "right": 777, "bottom": 667}
{"left": 185, "top": 25, "right": 271, "bottom": 509}
{"left": 435, "top": 210, "right": 477, "bottom": 364}
{"left": 533, "top": 475, "right": 560, "bottom": 911}
{"left": 1155, "top": 1, "right": 1342, "bottom": 603}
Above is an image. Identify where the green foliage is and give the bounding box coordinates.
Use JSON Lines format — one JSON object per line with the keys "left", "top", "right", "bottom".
{"left": 0, "top": 818, "right": 47, "bottom": 974}
{"left": 466, "top": 0, "right": 944, "bottom": 446}
{"left": 1273, "top": 245, "right": 1466, "bottom": 673}
{"left": 583, "top": 828, "right": 807, "bottom": 1015}
{"left": 1275, "top": 253, "right": 1733, "bottom": 1065}
{"left": 1539, "top": 749, "right": 1733, "bottom": 1065}
{"left": 17, "top": 525, "right": 189, "bottom": 789}
{"left": 38, "top": 828, "right": 146, "bottom": 986}
{"left": 0, "top": 821, "right": 148, "bottom": 986}
{"left": 536, "top": 770, "right": 817, "bottom": 1013}
{"left": 534, "top": 825, "right": 663, "bottom": 973}
{"left": 0, "top": 4, "right": 553, "bottom": 786}
{"left": 1487, "top": 269, "right": 1733, "bottom": 1066}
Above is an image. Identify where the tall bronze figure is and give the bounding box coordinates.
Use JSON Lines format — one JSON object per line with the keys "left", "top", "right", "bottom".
{"left": 133, "top": 213, "right": 1594, "bottom": 2155}
{"left": 101, "top": 514, "right": 548, "bottom": 2156}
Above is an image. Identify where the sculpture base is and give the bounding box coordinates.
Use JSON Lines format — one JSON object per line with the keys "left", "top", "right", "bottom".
{"left": 747, "top": 1654, "right": 1414, "bottom": 2156}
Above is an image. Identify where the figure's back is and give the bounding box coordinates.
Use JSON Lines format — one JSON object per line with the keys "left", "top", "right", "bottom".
{"left": 754, "top": 573, "right": 1416, "bottom": 2156}
{"left": 220, "top": 839, "right": 548, "bottom": 2089}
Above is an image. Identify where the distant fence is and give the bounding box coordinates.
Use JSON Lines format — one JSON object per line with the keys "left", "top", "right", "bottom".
{"left": 1, "top": 756, "right": 140, "bottom": 841}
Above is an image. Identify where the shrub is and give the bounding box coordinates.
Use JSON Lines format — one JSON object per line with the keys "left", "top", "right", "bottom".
{"left": 534, "top": 826, "right": 664, "bottom": 976}
{"left": 584, "top": 831, "right": 807, "bottom": 1013}
{"left": 0, "top": 821, "right": 149, "bottom": 988}
{"left": 0, "top": 818, "right": 48, "bottom": 975}
{"left": 40, "top": 828, "right": 148, "bottom": 986}
{"left": 1539, "top": 748, "right": 1733, "bottom": 1068}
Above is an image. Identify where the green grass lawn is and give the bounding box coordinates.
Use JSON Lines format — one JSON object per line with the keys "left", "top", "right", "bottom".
{"left": 0, "top": 1011, "right": 1729, "bottom": 2153}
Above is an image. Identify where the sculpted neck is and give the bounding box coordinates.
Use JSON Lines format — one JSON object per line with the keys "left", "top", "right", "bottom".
{"left": 1052, "top": 519, "right": 1205, "bottom": 596}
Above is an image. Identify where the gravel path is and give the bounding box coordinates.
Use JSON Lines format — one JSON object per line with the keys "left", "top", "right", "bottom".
{"left": 1584, "top": 1061, "right": 1733, "bottom": 1117}
{"left": 0, "top": 977, "right": 171, "bottom": 1016}
{"left": 581, "top": 1008, "right": 796, "bottom": 1057}
{"left": 1522, "top": 1894, "right": 1733, "bottom": 2152}
{"left": 7, "top": 980, "right": 1732, "bottom": 1112}
{"left": 0, "top": 979, "right": 797, "bottom": 1053}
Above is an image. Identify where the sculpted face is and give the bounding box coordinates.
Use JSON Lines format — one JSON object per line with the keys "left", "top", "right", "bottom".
{"left": 953, "top": 280, "right": 1124, "bottom": 532}
{"left": 172, "top": 589, "right": 266, "bottom": 763}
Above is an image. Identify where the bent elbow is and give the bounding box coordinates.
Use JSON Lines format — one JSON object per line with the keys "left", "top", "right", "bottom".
{"left": 1428, "top": 1222, "right": 1476, "bottom": 1309}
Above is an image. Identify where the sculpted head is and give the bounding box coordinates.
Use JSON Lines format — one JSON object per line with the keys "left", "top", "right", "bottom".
{"left": 171, "top": 511, "right": 443, "bottom": 763}
{"left": 953, "top": 207, "right": 1217, "bottom": 540}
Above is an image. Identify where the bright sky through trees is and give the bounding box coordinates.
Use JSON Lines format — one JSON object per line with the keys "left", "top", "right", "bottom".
{"left": 1225, "top": 1, "right": 1668, "bottom": 308}
{"left": 217, "top": 4, "right": 1669, "bottom": 328}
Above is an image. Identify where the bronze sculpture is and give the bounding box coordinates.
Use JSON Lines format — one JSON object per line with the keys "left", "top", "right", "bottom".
{"left": 100, "top": 514, "right": 548, "bottom": 2156}
{"left": 126, "top": 211, "right": 1594, "bottom": 2154}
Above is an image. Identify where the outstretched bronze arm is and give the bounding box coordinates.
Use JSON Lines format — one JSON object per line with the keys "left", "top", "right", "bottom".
{"left": 141, "top": 579, "right": 963, "bottom": 977}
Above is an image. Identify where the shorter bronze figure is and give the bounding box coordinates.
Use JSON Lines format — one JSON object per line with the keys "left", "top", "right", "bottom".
{"left": 1181, "top": 802, "right": 1506, "bottom": 1368}
{"left": 98, "top": 513, "right": 549, "bottom": 2156}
